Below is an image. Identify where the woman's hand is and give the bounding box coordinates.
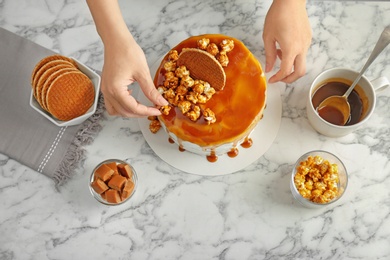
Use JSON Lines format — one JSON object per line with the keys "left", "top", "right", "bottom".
{"left": 101, "top": 35, "right": 167, "bottom": 117}
{"left": 263, "top": 0, "right": 312, "bottom": 83}
{"left": 87, "top": 0, "right": 167, "bottom": 117}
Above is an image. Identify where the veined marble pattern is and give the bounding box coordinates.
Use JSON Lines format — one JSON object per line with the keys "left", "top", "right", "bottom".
{"left": 1, "top": 0, "right": 390, "bottom": 259}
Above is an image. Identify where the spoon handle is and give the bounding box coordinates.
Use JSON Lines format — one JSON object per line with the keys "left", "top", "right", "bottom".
{"left": 344, "top": 25, "right": 390, "bottom": 98}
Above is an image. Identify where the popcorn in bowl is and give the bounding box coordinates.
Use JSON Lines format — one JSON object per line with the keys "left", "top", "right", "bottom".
{"left": 290, "top": 150, "right": 348, "bottom": 208}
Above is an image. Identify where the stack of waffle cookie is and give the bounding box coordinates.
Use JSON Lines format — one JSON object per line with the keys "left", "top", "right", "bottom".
{"left": 31, "top": 55, "right": 95, "bottom": 121}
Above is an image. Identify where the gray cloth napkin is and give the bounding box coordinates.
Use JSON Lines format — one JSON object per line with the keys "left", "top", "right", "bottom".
{"left": 0, "top": 28, "right": 104, "bottom": 187}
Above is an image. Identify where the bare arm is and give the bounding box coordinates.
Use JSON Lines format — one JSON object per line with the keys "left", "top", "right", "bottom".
{"left": 263, "top": 0, "right": 312, "bottom": 83}
{"left": 87, "top": 0, "right": 167, "bottom": 117}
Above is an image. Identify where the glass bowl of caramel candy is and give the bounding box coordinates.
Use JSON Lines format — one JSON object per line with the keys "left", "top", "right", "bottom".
{"left": 89, "top": 159, "right": 138, "bottom": 206}
{"left": 290, "top": 150, "right": 348, "bottom": 208}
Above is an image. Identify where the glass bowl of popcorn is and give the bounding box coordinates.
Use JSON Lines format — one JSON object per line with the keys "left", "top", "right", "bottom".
{"left": 89, "top": 159, "right": 138, "bottom": 206}
{"left": 290, "top": 150, "right": 348, "bottom": 208}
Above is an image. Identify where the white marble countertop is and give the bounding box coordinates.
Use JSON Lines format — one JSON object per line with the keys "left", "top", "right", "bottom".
{"left": 1, "top": 0, "right": 390, "bottom": 259}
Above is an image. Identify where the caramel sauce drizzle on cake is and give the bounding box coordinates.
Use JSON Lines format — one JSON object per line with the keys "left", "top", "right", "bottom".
{"left": 149, "top": 34, "right": 267, "bottom": 162}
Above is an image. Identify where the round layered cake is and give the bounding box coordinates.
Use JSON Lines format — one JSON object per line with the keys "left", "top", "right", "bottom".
{"left": 151, "top": 34, "right": 267, "bottom": 162}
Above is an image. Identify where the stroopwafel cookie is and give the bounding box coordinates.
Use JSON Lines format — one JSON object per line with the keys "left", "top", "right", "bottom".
{"left": 33, "top": 61, "right": 77, "bottom": 103}
{"left": 46, "top": 71, "right": 95, "bottom": 121}
{"left": 39, "top": 66, "right": 79, "bottom": 111}
{"left": 32, "top": 59, "right": 76, "bottom": 99}
{"left": 31, "top": 54, "right": 77, "bottom": 86}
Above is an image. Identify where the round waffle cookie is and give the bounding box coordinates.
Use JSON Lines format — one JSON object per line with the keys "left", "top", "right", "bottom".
{"left": 31, "top": 54, "right": 77, "bottom": 86}
{"left": 39, "top": 66, "right": 79, "bottom": 111}
{"left": 46, "top": 70, "right": 95, "bottom": 121}
{"left": 34, "top": 64, "right": 77, "bottom": 107}
{"left": 32, "top": 59, "right": 76, "bottom": 99}
{"left": 177, "top": 48, "right": 226, "bottom": 91}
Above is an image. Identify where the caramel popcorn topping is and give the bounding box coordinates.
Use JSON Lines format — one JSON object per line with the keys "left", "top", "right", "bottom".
{"left": 149, "top": 37, "right": 236, "bottom": 133}
{"left": 294, "top": 155, "right": 340, "bottom": 204}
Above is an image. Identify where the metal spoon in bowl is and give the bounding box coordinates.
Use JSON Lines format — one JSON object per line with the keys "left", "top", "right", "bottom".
{"left": 317, "top": 25, "right": 390, "bottom": 125}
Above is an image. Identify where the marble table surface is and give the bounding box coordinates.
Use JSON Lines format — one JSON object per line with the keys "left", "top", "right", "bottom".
{"left": 1, "top": 0, "right": 390, "bottom": 259}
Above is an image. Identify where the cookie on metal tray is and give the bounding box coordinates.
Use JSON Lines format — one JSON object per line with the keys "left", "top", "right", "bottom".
{"left": 46, "top": 70, "right": 95, "bottom": 121}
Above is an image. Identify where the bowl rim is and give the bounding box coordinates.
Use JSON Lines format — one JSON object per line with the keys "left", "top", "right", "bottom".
{"left": 291, "top": 150, "right": 348, "bottom": 207}
{"left": 89, "top": 159, "right": 138, "bottom": 206}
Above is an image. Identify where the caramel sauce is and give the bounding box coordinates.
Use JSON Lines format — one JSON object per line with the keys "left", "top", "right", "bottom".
{"left": 207, "top": 151, "right": 218, "bottom": 163}
{"left": 154, "top": 34, "right": 266, "bottom": 148}
{"left": 179, "top": 146, "right": 185, "bottom": 152}
{"left": 168, "top": 137, "right": 174, "bottom": 144}
{"left": 240, "top": 137, "right": 253, "bottom": 148}
{"left": 312, "top": 78, "right": 368, "bottom": 126}
{"left": 227, "top": 147, "right": 239, "bottom": 158}
{"left": 318, "top": 105, "right": 345, "bottom": 126}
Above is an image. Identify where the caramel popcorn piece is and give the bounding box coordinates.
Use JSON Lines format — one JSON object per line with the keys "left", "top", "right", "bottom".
{"left": 186, "top": 105, "right": 201, "bottom": 121}
{"left": 164, "top": 88, "right": 176, "bottom": 99}
{"left": 175, "top": 65, "right": 190, "bottom": 78}
{"left": 176, "top": 85, "right": 188, "bottom": 96}
{"left": 203, "top": 108, "right": 216, "bottom": 124}
{"left": 159, "top": 105, "right": 172, "bottom": 115}
{"left": 216, "top": 51, "right": 229, "bottom": 67}
{"left": 220, "top": 39, "right": 235, "bottom": 52}
{"left": 193, "top": 81, "right": 205, "bottom": 94}
{"left": 186, "top": 92, "right": 198, "bottom": 104}
{"left": 197, "top": 94, "right": 207, "bottom": 104}
{"left": 168, "top": 50, "right": 179, "bottom": 61}
{"left": 203, "top": 84, "right": 216, "bottom": 99}
{"left": 197, "top": 38, "right": 210, "bottom": 50}
{"left": 178, "top": 100, "right": 192, "bottom": 114}
{"left": 181, "top": 76, "right": 195, "bottom": 88}
{"left": 149, "top": 119, "right": 161, "bottom": 133}
{"left": 163, "top": 75, "right": 179, "bottom": 88}
{"left": 206, "top": 43, "right": 219, "bottom": 56}
{"left": 164, "top": 61, "right": 177, "bottom": 72}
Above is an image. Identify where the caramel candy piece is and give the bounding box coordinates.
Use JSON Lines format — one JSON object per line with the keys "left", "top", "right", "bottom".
{"left": 105, "top": 189, "right": 121, "bottom": 203}
{"left": 117, "top": 163, "right": 133, "bottom": 179}
{"left": 107, "top": 174, "right": 127, "bottom": 191}
{"left": 91, "top": 179, "right": 109, "bottom": 194}
{"left": 121, "top": 180, "right": 135, "bottom": 200}
{"left": 94, "top": 164, "right": 114, "bottom": 182}
{"left": 177, "top": 48, "right": 226, "bottom": 91}
{"left": 106, "top": 161, "right": 119, "bottom": 175}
